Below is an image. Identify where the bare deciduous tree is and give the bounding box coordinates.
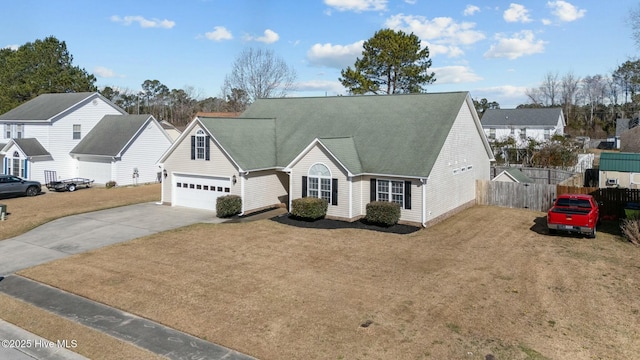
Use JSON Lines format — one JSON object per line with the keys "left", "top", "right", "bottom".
{"left": 222, "top": 48, "right": 297, "bottom": 108}
{"left": 560, "top": 71, "right": 580, "bottom": 120}
{"left": 540, "top": 72, "right": 560, "bottom": 106}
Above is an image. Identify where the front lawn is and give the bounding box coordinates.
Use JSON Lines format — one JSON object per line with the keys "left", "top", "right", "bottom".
{"left": 14, "top": 205, "right": 640, "bottom": 359}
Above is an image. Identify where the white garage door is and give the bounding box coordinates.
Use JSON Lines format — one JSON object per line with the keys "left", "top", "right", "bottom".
{"left": 173, "top": 173, "right": 231, "bottom": 211}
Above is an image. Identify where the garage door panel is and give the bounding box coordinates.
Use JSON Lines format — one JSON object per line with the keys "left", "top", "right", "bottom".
{"left": 173, "top": 174, "right": 231, "bottom": 211}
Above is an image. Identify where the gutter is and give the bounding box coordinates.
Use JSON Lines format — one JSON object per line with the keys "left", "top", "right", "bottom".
{"left": 421, "top": 178, "right": 428, "bottom": 227}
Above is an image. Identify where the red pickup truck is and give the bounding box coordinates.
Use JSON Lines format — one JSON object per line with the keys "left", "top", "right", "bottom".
{"left": 547, "top": 194, "right": 599, "bottom": 238}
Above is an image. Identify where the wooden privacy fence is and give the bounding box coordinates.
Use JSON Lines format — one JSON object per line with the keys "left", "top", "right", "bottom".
{"left": 480, "top": 180, "right": 640, "bottom": 217}
{"left": 476, "top": 180, "right": 556, "bottom": 212}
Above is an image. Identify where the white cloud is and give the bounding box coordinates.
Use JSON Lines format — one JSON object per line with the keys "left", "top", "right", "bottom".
{"left": 404, "top": 0, "right": 417, "bottom": 4}
{"left": 205, "top": 26, "right": 233, "bottom": 41}
{"left": 484, "top": 30, "right": 546, "bottom": 59}
{"left": 293, "top": 80, "right": 345, "bottom": 94}
{"left": 547, "top": 1, "right": 586, "bottom": 22}
{"left": 541, "top": 18, "right": 552, "bottom": 25}
{"left": 432, "top": 66, "right": 483, "bottom": 84}
{"left": 503, "top": 3, "right": 532, "bottom": 23}
{"left": 3, "top": 44, "right": 19, "bottom": 50}
{"left": 94, "top": 66, "right": 124, "bottom": 78}
{"left": 307, "top": 40, "right": 364, "bottom": 68}
{"left": 384, "top": 14, "right": 485, "bottom": 57}
{"left": 245, "top": 29, "right": 280, "bottom": 44}
{"left": 324, "top": 0, "right": 387, "bottom": 12}
{"left": 110, "top": 15, "right": 175, "bottom": 29}
{"left": 471, "top": 85, "right": 529, "bottom": 108}
{"left": 463, "top": 5, "right": 480, "bottom": 16}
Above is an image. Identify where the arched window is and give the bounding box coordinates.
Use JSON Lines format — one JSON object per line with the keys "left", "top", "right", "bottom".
{"left": 308, "top": 163, "right": 331, "bottom": 202}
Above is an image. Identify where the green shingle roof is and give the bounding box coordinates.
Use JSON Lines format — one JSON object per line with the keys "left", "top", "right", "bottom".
{"left": 198, "top": 117, "right": 277, "bottom": 170}
{"left": 318, "top": 137, "right": 363, "bottom": 174}
{"left": 70, "top": 115, "right": 153, "bottom": 156}
{"left": 238, "top": 92, "right": 472, "bottom": 177}
{"left": 0, "top": 92, "right": 123, "bottom": 121}
{"left": 13, "top": 138, "right": 50, "bottom": 157}
{"left": 599, "top": 152, "right": 640, "bottom": 172}
{"left": 502, "top": 167, "right": 534, "bottom": 183}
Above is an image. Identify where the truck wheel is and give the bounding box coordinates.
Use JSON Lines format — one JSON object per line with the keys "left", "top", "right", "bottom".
{"left": 548, "top": 228, "right": 557, "bottom": 235}
{"left": 67, "top": 184, "right": 77, "bottom": 192}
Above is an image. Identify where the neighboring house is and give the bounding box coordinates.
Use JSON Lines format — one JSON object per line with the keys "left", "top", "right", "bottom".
{"left": 481, "top": 108, "right": 565, "bottom": 147}
{"left": 620, "top": 121, "right": 640, "bottom": 153}
{"left": 599, "top": 152, "right": 640, "bottom": 189}
{"left": 158, "top": 92, "right": 495, "bottom": 227}
{"left": 0, "top": 92, "right": 126, "bottom": 183}
{"left": 614, "top": 118, "right": 634, "bottom": 150}
{"left": 70, "top": 115, "right": 173, "bottom": 185}
{"left": 492, "top": 167, "right": 534, "bottom": 183}
{"left": 159, "top": 120, "right": 182, "bottom": 141}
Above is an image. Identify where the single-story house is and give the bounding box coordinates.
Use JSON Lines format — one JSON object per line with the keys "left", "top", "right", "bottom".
{"left": 158, "top": 92, "right": 495, "bottom": 227}
{"left": 492, "top": 167, "right": 534, "bottom": 183}
{"left": 599, "top": 152, "right": 640, "bottom": 189}
{"left": 70, "top": 115, "right": 173, "bottom": 185}
{"left": 481, "top": 108, "right": 565, "bottom": 147}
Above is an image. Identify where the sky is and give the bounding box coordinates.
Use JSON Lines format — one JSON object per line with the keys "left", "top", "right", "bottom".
{"left": 1, "top": 0, "right": 639, "bottom": 108}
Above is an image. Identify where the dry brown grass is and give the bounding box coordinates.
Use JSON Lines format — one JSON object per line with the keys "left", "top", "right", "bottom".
{"left": 0, "top": 183, "right": 160, "bottom": 240}
{"left": 17, "top": 205, "right": 640, "bottom": 360}
{"left": 0, "top": 294, "right": 164, "bottom": 360}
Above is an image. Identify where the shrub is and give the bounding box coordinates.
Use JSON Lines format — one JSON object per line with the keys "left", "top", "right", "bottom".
{"left": 291, "top": 197, "right": 328, "bottom": 220}
{"left": 365, "top": 201, "right": 401, "bottom": 227}
{"left": 620, "top": 218, "right": 640, "bottom": 245}
{"left": 216, "top": 195, "right": 242, "bottom": 218}
{"left": 105, "top": 181, "right": 117, "bottom": 189}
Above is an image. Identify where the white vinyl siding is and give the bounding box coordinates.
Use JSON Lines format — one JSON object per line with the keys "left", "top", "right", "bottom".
{"left": 162, "top": 125, "right": 240, "bottom": 204}
{"left": 290, "top": 144, "right": 349, "bottom": 219}
{"left": 243, "top": 170, "right": 288, "bottom": 212}
{"left": 425, "top": 101, "right": 491, "bottom": 223}
{"left": 77, "top": 157, "right": 112, "bottom": 184}
{"left": 114, "top": 120, "right": 172, "bottom": 186}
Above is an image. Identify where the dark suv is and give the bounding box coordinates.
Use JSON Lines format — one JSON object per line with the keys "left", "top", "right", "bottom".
{"left": 0, "top": 175, "right": 41, "bottom": 197}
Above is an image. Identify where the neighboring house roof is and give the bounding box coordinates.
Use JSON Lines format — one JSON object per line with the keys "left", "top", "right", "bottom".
{"left": 494, "top": 167, "right": 534, "bottom": 183}
{"left": 237, "top": 92, "right": 489, "bottom": 178}
{"left": 1, "top": 138, "right": 51, "bottom": 157}
{"left": 599, "top": 152, "right": 640, "bottom": 172}
{"left": 0, "top": 92, "right": 125, "bottom": 122}
{"left": 70, "top": 115, "right": 164, "bottom": 157}
{"left": 195, "top": 112, "right": 241, "bottom": 118}
{"left": 620, "top": 125, "right": 640, "bottom": 153}
{"left": 481, "top": 108, "right": 564, "bottom": 127}
{"left": 159, "top": 120, "right": 180, "bottom": 132}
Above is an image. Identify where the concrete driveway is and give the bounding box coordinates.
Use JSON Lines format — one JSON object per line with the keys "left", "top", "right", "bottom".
{"left": 0, "top": 202, "right": 222, "bottom": 275}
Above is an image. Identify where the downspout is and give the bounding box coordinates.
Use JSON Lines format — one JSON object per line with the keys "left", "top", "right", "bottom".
{"left": 240, "top": 171, "right": 247, "bottom": 215}
{"left": 348, "top": 176, "right": 353, "bottom": 219}
{"left": 286, "top": 170, "right": 292, "bottom": 213}
{"left": 421, "top": 178, "right": 428, "bottom": 227}
{"left": 157, "top": 164, "right": 164, "bottom": 205}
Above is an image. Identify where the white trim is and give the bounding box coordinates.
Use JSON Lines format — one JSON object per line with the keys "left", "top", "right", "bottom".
{"left": 421, "top": 178, "right": 427, "bottom": 227}
{"left": 348, "top": 175, "right": 353, "bottom": 218}
{"left": 283, "top": 138, "right": 354, "bottom": 177}
{"left": 240, "top": 172, "right": 246, "bottom": 215}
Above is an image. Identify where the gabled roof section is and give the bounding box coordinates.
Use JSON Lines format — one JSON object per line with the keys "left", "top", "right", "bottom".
{"left": 4, "top": 138, "right": 51, "bottom": 157}
{"left": 599, "top": 152, "right": 640, "bottom": 172}
{"left": 318, "top": 137, "right": 363, "bottom": 175}
{"left": 70, "top": 115, "right": 156, "bottom": 157}
{"left": 241, "top": 92, "right": 472, "bottom": 177}
{"left": 0, "top": 92, "right": 125, "bottom": 122}
{"left": 198, "top": 117, "right": 277, "bottom": 171}
{"left": 481, "top": 108, "right": 564, "bottom": 127}
{"left": 496, "top": 167, "right": 534, "bottom": 183}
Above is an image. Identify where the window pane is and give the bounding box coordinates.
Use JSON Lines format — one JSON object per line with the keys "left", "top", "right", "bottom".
{"left": 309, "top": 164, "right": 330, "bottom": 176}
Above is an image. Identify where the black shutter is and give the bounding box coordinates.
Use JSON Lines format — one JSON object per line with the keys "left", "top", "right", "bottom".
{"left": 190, "top": 136, "right": 195, "bottom": 160}
{"left": 331, "top": 178, "right": 338, "bottom": 206}
{"left": 302, "top": 176, "right": 307, "bottom": 197}
{"left": 205, "top": 136, "right": 211, "bottom": 161}
{"left": 404, "top": 180, "right": 412, "bottom": 209}
{"left": 370, "top": 178, "right": 377, "bottom": 202}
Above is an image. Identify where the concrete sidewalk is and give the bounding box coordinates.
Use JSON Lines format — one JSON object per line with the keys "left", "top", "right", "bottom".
{"left": 0, "top": 275, "right": 256, "bottom": 360}
{"left": 0, "top": 202, "right": 223, "bottom": 275}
